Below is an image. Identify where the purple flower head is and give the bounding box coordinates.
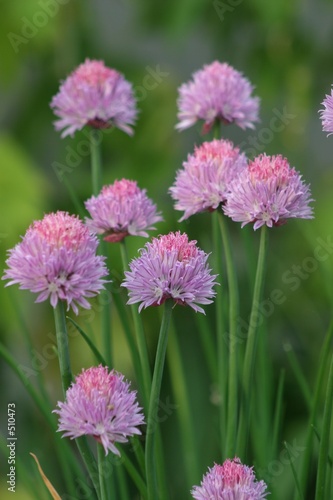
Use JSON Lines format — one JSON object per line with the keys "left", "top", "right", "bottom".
{"left": 223, "top": 154, "right": 314, "bottom": 230}
{"left": 85, "top": 179, "right": 163, "bottom": 243}
{"left": 319, "top": 87, "right": 333, "bottom": 135}
{"left": 53, "top": 365, "right": 145, "bottom": 456}
{"left": 170, "top": 139, "right": 247, "bottom": 221}
{"left": 176, "top": 61, "right": 260, "bottom": 134}
{"left": 50, "top": 59, "right": 137, "bottom": 138}
{"left": 191, "top": 458, "right": 269, "bottom": 499}
{"left": 122, "top": 231, "right": 218, "bottom": 314}
{"left": 2, "top": 211, "right": 108, "bottom": 314}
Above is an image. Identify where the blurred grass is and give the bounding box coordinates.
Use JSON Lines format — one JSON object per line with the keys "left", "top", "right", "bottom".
{"left": 1, "top": 0, "right": 333, "bottom": 498}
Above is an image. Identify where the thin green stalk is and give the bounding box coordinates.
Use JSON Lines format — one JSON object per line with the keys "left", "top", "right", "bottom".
{"left": 62, "top": 174, "right": 86, "bottom": 219}
{"left": 99, "top": 242, "right": 112, "bottom": 367}
{"left": 218, "top": 212, "right": 239, "bottom": 458}
{"left": 272, "top": 369, "right": 285, "bottom": 460}
{"left": 120, "top": 446, "right": 147, "bottom": 498}
{"left": 116, "top": 463, "right": 130, "bottom": 500}
{"left": 315, "top": 352, "right": 333, "bottom": 500}
{"left": 284, "top": 442, "right": 304, "bottom": 500}
{"left": 98, "top": 444, "right": 108, "bottom": 500}
{"left": 212, "top": 210, "right": 227, "bottom": 455}
{"left": 300, "top": 321, "right": 333, "bottom": 494}
{"left": 167, "top": 320, "right": 200, "bottom": 487}
{"left": 120, "top": 240, "right": 152, "bottom": 409}
{"left": 53, "top": 301, "right": 72, "bottom": 393}
{"left": 67, "top": 316, "right": 107, "bottom": 365}
{"left": 53, "top": 302, "right": 100, "bottom": 498}
{"left": 90, "top": 129, "right": 103, "bottom": 196}
{"left": 237, "top": 225, "right": 268, "bottom": 457}
{"left": 145, "top": 299, "right": 173, "bottom": 500}
{"left": 284, "top": 343, "right": 312, "bottom": 411}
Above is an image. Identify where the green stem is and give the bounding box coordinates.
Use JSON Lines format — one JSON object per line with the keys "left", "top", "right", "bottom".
{"left": 145, "top": 299, "right": 173, "bottom": 500}
{"left": 167, "top": 320, "right": 200, "bottom": 487}
{"left": 120, "top": 446, "right": 147, "bottom": 498}
{"left": 98, "top": 444, "right": 108, "bottom": 500}
{"left": 100, "top": 241, "right": 112, "bottom": 367}
{"left": 90, "top": 129, "right": 103, "bottom": 196}
{"left": 237, "top": 225, "right": 268, "bottom": 457}
{"left": 212, "top": 210, "right": 227, "bottom": 456}
{"left": 53, "top": 302, "right": 100, "bottom": 498}
{"left": 53, "top": 301, "right": 72, "bottom": 393}
{"left": 120, "top": 240, "right": 152, "bottom": 410}
{"left": 315, "top": 352, "right": 333, "bottom": 499}
{"left": 218, "top": 212, "right": 239, "bottom": 458}
{"left": 300, "top": 320, "right": 333, "bottom": 494}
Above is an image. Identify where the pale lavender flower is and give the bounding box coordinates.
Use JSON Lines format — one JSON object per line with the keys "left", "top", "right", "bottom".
{"left": 223, "top": 154, "right": 313, "bottom": 230}
{"left": 54, "top": 366, "right": 144, "bottom": 456}
{"left": 170, "top": 139, "right": 247, "bottom": 221}
{"left": 50, "top": 59, "right": 137, "bottom": 138}
{"left": 176, "top": 61, "right": 260, "bottom": 133}
{"left": 85, "top": 179, "right": 162, "bottom": 243}
{"left": 2, "top": 211, "right": 108, "bottom": 314}
{"left": 319, "top": 87, "right": 333, "bottom": 135}
{"left": 191, "top": 458, "right": 268, "bottom": 499}
{"left": 122, "top": 231, "right": 218, "bottom": 314}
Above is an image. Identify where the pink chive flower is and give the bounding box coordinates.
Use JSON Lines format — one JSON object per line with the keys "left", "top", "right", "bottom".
{"left": 223, "top": 154, "right": 314, "bottom": 230}
{"left": 170, "top": 139, "right": 247, "bottom": 221}
{"left": 319, "top": 87, "right": 333, "bottom": 135}
{"left": 50, "top": 58, "right": 137, "bottom": 138}
{"left": 85, "top": 179, "right": 163, "bottom": 243}
{"left": 176, "top": 61, "right": 260, "bottom": 134}
{"left": 54, "top": 366, "right": 144, "bottom": 456}
{"left": 122, "top": 231, "right": 218, "bottom": 314}
{"left": 2, "top": 211, "right": 108, "bottom": 314}
{"left": 191, "top": 458, "right": 268, "bottom": 499}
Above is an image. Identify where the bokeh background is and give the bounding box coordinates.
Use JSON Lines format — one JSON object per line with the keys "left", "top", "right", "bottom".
{"left": 1, "top": 0, "right": 333, "bottom": 499}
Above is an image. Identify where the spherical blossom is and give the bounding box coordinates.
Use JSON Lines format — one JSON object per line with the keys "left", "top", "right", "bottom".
{"left": 122, "top": 231, "right": 218, "bottom": 314}
{"left": 176, "top": 61, "right": 260, "bottom": 133}
{"left": 50, "top": 59, "right": 137, "bottom": 138}
{"left": 191, "top": 458, "right": 268, "bottom": 499}
{"left": 170, "top": 139, "right": 247, "bottom": 221}
{"left": 85, "top": 179, "right": 163, "bottom": 243}
{"left": 319, "top": 87, "right": 333, "bottom": 135}
{"left": 223, "top": 154, "right": 314, "bottom": 230}
{"left": 53, "top": 366, "right": 145, "bottom": 456}
{"left": 2, "top": 211, "right": 108, "bottom": 314}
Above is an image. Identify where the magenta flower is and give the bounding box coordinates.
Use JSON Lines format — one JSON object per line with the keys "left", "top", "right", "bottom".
{"left": 191, "top": 458, "right": 268, "bottom": 499}
{"left": 122, "top": 231, "right": 218, "bottom": 313}
{"left": 50, "top": 58, "right": 137, "bottom": 138}
{"left": 176, "top": 61, "right": 260, "bottom": 133}
{"left": 54, "top": 366, "right": 144, "bottom": 456}
{"left": 170, "top": 139, "right": 247, "bottom": 221}
{"left": 223, "top": 154, "right": 313, "bottom": 230}
{"left": 319, "top": 87, "right": 333, "bottom": 135}
{"left": 85, "top": 179, "right": 163, "bottom": 243}
{"left": 2, "top": 211, "right": 108, "bottom": 314}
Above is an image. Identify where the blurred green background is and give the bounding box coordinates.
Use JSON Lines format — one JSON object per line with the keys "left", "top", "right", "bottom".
{"left": 1, "top": 0, "right": 333, "bottom": 499}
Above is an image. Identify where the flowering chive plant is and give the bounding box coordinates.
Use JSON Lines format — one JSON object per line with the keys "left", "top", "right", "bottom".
{"left": 176, "top": 61, "right": 260, "bottom": 133}
{"left": 54, "top": 365, "right": 145, "bottom": 456}
{"left": 50, "top": 58, "right": 137, "bottom": 137}
{"left": 2, "top": 52, "right": 332, "bottom": 500}
{"left": 191, "top": 458, "right": 268, "bottom": 500}
{"left": 2, "top": 211, "right": 108, "bottom": 314}
{"left": 85, "top": 178, "right": 163, "bottom": 242}
{"left": 169, "top": 138, "right": 247, "bottom": 220}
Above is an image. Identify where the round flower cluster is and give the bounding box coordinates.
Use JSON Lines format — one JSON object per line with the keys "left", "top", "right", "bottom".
{"left": 51, "top": 58, "right": 137, "bottom": 138}
{"left": 2, "top": 211, "right": 108, "bottom": 314}
{"left": 176, "top": 61, "right": 260, "bottom": 133}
